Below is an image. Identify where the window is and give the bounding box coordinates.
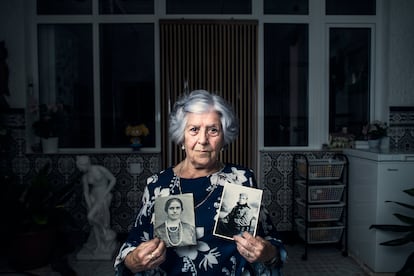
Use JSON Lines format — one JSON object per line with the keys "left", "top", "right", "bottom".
{"left": 99, "top": 0, "right": 154, "bottom": 14}
{"left": 329, "top": 28, "right": 371, "bottom": 137}
{"left": 263, "top": 24, "right": 309, "bottom": 147}
{"left": 326, "top": 0, "right": 376, "bottom": 15}
{"left": 166, "top": 0, "right": 251, "bottom": 14}
{"left": 37, "top": 24, "right": 94, "bottom": 148}
{"left": 100, "top": 23, "right": 155, "bottom": 148}
{"left": 31, "top": 0, "right": 378, "bottom": 151}
{"left": 264, "top": 0, "right": 308, "bottom": 15}
{"left": 34, "top": 1, "right": 156, "bottom": 150}
{"left": 37, "top": 0, "right": 92, "bottom": 14}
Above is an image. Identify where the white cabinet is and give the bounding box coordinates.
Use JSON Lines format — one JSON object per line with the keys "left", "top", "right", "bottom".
{"left": 344, "top": 149, "right": 414, "bottom": 273}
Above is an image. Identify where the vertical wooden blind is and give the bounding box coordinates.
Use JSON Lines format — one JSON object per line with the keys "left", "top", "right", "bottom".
{"left": 160, "top": 20, "right": 258, "bottom": 170}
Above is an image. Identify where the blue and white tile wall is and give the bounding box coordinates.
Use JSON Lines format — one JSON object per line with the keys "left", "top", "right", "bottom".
{"left": 389, "top": 106, "right": 414, "bottom": 151}
{"left": 1, "top": 109, "right": 161, "bottom": 234}
{"left": 2, "top": 109, "right": 347, "bottom": 234}
{"left": 9, "top": 153, "right": 161, "bottom": 234}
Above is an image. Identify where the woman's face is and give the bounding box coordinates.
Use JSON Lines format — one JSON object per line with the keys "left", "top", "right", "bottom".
{"left": 183, "top": 110, "right": 224, "bottom": 169}
{"left": 167, "top": 200, "right": 182, "bottom": 220}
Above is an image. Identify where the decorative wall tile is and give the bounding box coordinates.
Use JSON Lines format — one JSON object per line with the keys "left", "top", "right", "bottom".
{"left": 6, "top": 152, "right": 161, "bottom": 234}
{"left": 4, "top": 117, "right": 346, "bottom": 236}
{"left": 389, "top": 106, "right": 414, "bottom": 151}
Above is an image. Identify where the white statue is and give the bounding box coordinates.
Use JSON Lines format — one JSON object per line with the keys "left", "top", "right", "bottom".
{"left": 75, "top": 155, "right": 117, "bottom": 260}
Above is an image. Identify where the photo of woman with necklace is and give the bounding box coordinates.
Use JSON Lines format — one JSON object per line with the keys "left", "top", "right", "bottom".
{"left": 154, "top": 195, "right": 196, "bottom": 247}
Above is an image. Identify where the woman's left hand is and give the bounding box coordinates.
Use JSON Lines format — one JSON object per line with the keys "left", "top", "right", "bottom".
{"left": 233, "top": 232, "right": 278, "bottom": 263}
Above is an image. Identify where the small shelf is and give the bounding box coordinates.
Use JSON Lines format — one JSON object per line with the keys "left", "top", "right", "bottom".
{"left": 292, "top": 153, "right": 348, "bottom": 260}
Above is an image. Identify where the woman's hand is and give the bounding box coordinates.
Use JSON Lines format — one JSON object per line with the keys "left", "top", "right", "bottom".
{"left": 124, "top": 237, "right": 166, "bottom": 273}
{"left": 233, "top": 232, "right": 278, "bottom": 264}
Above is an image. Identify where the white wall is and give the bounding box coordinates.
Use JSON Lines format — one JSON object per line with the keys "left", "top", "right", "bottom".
{"left": 388, "top": 0, "right": 414, "bottom": 106}
{"left": 0, "top": 0, "right": 26, "bottom": 108}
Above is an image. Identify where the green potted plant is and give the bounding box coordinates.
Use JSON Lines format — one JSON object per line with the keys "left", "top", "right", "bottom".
{"left": 369, "top": 187, "right": 414, "bottom": 276}
{"left": 4, "top": 163, "right": 76, "bottom": 270}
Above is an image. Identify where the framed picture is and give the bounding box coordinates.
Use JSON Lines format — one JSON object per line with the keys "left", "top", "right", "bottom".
{"left": 153, "top": 193, "right": 197, "bottom": 247}
{"left": 213, "top": 183, "right": 263, "bottom": 240}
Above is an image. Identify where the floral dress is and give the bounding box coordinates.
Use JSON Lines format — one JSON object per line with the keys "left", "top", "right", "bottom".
{"left": 114, "top": 163, "right": 286, "bottom": 275}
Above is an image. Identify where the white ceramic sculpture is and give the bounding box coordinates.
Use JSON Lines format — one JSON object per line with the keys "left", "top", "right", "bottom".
{"left": 75, "top": 155, "right": 117, "bottom": 260}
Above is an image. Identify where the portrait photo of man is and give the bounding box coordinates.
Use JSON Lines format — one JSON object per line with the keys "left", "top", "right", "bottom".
{"left": 214, "top": 183, "right": 262, "bottom": 240}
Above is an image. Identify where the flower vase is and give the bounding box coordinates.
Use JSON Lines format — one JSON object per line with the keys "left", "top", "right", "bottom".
{"left": 41, "top": 137, "right": 58, "bottom": 153}
{"left": 368, "top": 139, "right": 380, "bottom": 149}
{"left": 380, "top": 136, "right": 390, "bottom": 150}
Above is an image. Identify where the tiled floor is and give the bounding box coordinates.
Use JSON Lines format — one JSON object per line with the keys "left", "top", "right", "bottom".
{"left": 0, "top": 243, "right": 394, "bottom": 276}
{"left": 2, "top": 243, "right": 394, "bottom": 276}
{"left": 283, "top": 243, "right": 367, "bottom": 276}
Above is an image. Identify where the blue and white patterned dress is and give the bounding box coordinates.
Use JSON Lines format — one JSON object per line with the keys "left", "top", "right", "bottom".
{"left": 114, "top": 163, "right": 286, "bottom": 275}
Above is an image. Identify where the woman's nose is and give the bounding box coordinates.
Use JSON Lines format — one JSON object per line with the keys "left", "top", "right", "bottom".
{"left": 197, "top": 130, "right": 209, "bottom": 144}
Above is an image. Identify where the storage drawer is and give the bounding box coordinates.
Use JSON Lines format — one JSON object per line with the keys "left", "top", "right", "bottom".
{"left": 296, "top": 218, "right": 344, "bottom": 244}
{"left": 296, "top": 159, "right": 345, "bottom": 180}
{"left": 296, "top": 199, "right": 345, "bottom": 221}
{"left": 297, "top": 180, "right": 345, "bottom": 203}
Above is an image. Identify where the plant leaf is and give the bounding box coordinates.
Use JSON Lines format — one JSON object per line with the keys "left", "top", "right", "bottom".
{"left": 379, "top": 232, "right": 414, "bottom": 246}
{"left": 369, "top": 224, "right": 413, "bottom": 232}
{"left": 394, "top": 213, "right": 414, "bottom": 225}
{"left": 385, "top": 200, "right": 414, "bottom": 210}
{"left": 380, "top": 238, "right": 410, "bottom": 246}
{"left": 403, "top": 188, "right": 414, "bottom": 197}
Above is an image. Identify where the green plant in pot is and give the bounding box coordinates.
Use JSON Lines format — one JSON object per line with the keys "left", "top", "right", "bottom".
{"left": 5, "top": 163, "right": 76, "bottom": 270}
{"left": 369, "top": 187, "right": 414, "bottom": 276}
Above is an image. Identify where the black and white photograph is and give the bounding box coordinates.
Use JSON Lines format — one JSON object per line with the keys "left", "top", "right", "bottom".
{"left": 214, "top": 183, "right": 262, "bottom": 240}
{"left": 153, "top": 193, "right": 197, "bottom": 247}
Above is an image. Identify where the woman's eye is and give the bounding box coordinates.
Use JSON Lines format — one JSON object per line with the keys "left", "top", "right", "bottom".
{"left": 189, "top": 127, "right": 198, "bottom": 134}
{"left": 209, "top": 128, "right": 219, "bottom": 136}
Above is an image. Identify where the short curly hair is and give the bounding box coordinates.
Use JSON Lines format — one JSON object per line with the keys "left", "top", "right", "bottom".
{"left": 169, "top": 90, "right": 239, "bottom": 147}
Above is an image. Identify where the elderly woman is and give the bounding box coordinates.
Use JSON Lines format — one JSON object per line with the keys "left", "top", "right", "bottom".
{"left": 114, "top": 90, "right": 286, "bottom": 275}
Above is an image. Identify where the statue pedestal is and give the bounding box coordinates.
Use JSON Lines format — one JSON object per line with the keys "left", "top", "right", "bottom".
{"left": 76, "top": 244, "right": 117, "bottom": 261}
{"left": 76, "top": 230, "right": 118, "bottom": 261}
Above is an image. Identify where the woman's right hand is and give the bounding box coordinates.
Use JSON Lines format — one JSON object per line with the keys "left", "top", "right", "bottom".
{"left": 124, "top": 237, "right": 166, "bottom": 273}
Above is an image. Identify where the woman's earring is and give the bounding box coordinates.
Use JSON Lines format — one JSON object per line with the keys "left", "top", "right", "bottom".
{"left": 181, "top": 145, "right": 185, "bottom": 150}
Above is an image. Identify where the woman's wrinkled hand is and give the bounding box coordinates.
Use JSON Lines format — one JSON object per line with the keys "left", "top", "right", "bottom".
{"left": 125, "top": 237, "right": 166, "bottom": 273}
{"left": 233, "top": 232, "right": 278, "bottom": 263}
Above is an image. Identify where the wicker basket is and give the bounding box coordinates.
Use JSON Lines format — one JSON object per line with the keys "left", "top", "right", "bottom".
{"left": 295, "top": 218, "right": 344, "bottom": 244}
{"left": 296, "top": 159, "right": 345, "bottom": 180}
{"left": 296, "top": 199, "right": 345, "bottom": 221}
{"left": 297, "top": 181, "right": 345, "bottom": 203}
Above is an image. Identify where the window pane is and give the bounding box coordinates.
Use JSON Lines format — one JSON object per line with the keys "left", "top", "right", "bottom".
{"left": 38, "top": 24, "right": 94, "bottom": 148}
{"left": 37, "top": 0, "right": 92, "bottom": 14}
{"left": 166, "top": 0, "right": 251, "bottom": 14}
{"left": 264, "top": 24, "right": 309, "bottom": 146}
{"left": 100, "top": 24, "right": 155, "bottom": 148}
{"left": 99, "top": 0, "right": 154, "bottom": 14}
{"left": 329, "top": 28, "right": 371, "bottom": 138}
{"left": 264, "top": 0, "right": 308, "bottom": 15}
{"left": 326, "top": 0, "right": 376, "bottom": 15}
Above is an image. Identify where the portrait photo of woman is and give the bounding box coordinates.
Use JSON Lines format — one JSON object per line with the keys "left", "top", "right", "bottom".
{"left": 153, "top": 194, "right": 196, "bottom": 247}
